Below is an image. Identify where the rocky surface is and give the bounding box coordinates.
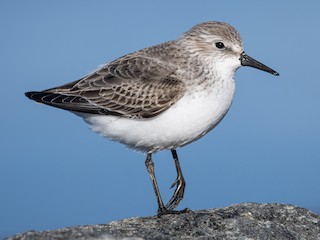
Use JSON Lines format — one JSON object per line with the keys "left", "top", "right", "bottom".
{"left": 6, "top": 203, "right": 320, "bottom": 240}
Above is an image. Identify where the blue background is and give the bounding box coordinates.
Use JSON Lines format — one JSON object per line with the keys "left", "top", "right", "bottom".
{"left": 1, "top": 1, "right": 319, "bottom": 238}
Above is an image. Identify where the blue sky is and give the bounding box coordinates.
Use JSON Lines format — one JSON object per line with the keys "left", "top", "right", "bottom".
{"left": 1, "top": 1, "right": 320, "bottom": 238}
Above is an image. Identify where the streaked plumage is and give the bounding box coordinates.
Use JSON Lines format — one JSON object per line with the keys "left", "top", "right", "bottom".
{"left": 26, "top": 51, "right": 186, "bottom": 119}
{"left": 25, "top": 21, "right": 279, "bottom": 215}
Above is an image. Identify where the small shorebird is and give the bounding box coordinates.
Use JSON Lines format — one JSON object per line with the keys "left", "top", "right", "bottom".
{"left": 25, "top": 21, "right": 279, "bottom": 215}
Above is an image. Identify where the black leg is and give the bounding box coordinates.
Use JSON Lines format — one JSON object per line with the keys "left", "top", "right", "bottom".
{"left": 145, "top": 153, "right": 166, "bottom": 214}
{"left": 145, "top": 151, "right": 189, "bottom": 216}
{"left": 165, "top": 149, "right": 186, "bottom": 210}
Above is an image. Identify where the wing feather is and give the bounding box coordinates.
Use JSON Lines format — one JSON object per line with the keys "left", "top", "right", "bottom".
{"left": 26, "top": 55, "right": 186, "bottom": 119}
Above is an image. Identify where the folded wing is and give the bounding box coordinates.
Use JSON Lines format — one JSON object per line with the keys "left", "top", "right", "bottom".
{"left": 25, "top": 55, "right": 186, "bottom": 119}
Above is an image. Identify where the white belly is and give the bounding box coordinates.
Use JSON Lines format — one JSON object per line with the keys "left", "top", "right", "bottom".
{"left": 78, "top": 80, "right": 235, "bottom": 153}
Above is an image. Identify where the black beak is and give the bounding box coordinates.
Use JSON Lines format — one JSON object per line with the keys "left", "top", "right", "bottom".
{"left": 240, "top": 52, "right": 279, "bottom": 76}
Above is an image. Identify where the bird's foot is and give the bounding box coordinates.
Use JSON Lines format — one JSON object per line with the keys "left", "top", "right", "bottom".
{"left": 165, "top": 175, "right": 186, "bottom": 210}
{"left": 157, "top": 207, "right": 191, "bottom": 216}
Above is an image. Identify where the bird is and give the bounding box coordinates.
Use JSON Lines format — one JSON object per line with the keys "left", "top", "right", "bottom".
{"left": 25, "top": 21, "right": 279, "bottom": 216}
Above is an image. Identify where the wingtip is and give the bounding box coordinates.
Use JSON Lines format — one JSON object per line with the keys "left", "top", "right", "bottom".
{"left": 25, "top": 91, "right": 44, "bottom": 103}
{"left": 25, "top": 91, "right": 33, "bottom": 99}
{"left": 25, "top": 91, "right": 39, "bottom": 100}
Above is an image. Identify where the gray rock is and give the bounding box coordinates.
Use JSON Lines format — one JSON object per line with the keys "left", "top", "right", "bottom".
{"left": 6, "top": 203, "right": 320, "bottom": 240}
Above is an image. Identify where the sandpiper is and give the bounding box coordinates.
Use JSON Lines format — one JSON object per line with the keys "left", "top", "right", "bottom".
{"left": 25, "top": 21, "right": 279, "bottom": 215}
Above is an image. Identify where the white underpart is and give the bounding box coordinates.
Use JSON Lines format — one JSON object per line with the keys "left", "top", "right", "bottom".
{"left": 78, "top": 54, "right": 240, "bottom": 153}
{"left": 78, "top": 83, "right": 235, "bottom": 153}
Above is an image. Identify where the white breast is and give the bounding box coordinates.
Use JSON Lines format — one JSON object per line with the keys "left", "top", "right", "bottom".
{"left": 78, "top": 77, "right": 235, "bottom": 153}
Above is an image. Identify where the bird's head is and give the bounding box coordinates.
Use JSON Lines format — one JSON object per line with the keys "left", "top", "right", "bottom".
{"left": 181, "top": 21, "right": 279, "bottom": 77}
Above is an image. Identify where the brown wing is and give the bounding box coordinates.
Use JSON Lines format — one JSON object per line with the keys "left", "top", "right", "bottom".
{"left": 25, "top": 55, "right": 186, "bottom": 119}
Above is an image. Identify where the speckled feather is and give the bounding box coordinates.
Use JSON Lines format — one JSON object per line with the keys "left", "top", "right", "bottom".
{"left": 25, "top": 22, "right": 243, "bottom": 120}
{"left": 25, "top": 21, "right": 279, "bottom": 214}
{"left": 25, "top": 21, "right": 246, "bottom": 152}
{"left": 26, "top": 49, "right": 187, "bottom": 119}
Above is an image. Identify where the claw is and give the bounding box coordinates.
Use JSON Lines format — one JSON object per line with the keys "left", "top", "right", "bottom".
{"left": 166, "top": 175, "right": 186, "bottom": 210}
{"left": 170, "top": 178, "right": 179, "bottom": 189}
{"left": 165, "top": 149, "right": 187, "bottom": 211}
{"left": 157, "top": 207, "right": 190, "bottom": 216}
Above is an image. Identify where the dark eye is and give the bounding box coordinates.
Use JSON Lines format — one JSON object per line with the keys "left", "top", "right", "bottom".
{"left": 215, "top": 42, "right": 225, "bottom": 49}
